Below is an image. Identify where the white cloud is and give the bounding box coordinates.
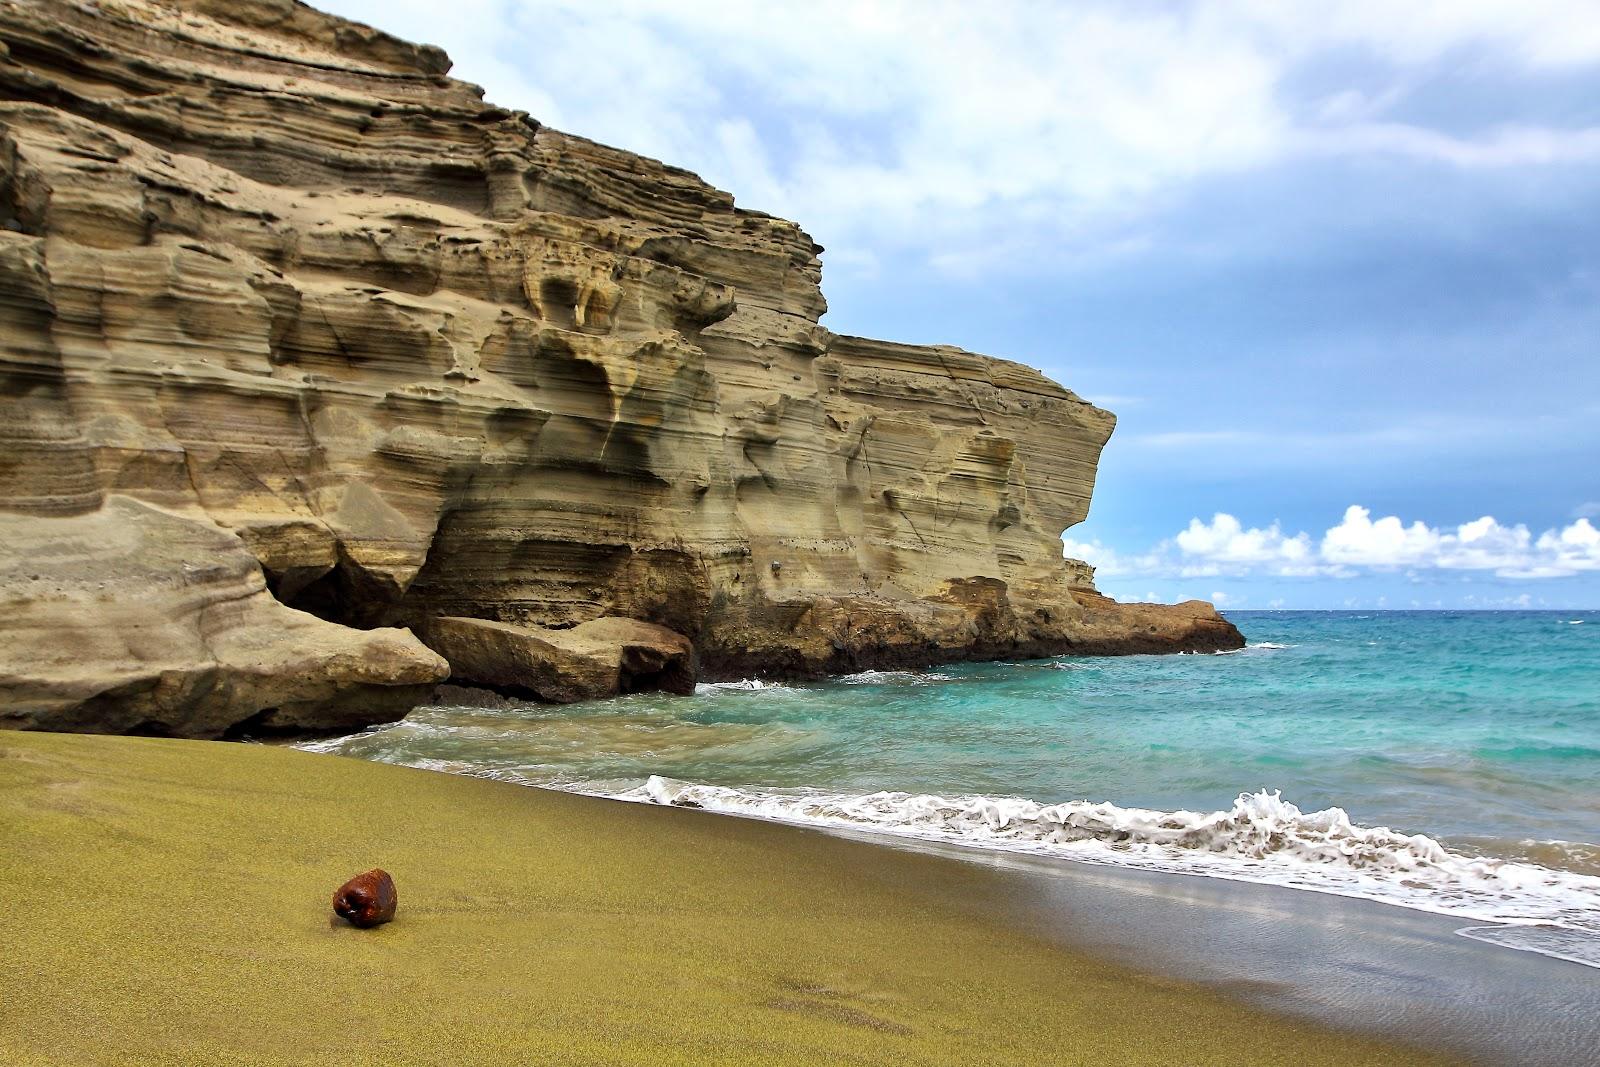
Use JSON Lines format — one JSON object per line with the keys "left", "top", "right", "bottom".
{"left": 1321, "top": 505, "right": 1445, "bottom": 566}
{"left": 1464, "top": 592, "right": 1541, "bottom": 608}
{"left": 1236, "top": 0, "right": 1600, "bottom": 69}
{"left": 1321, "top": 506, "right": 1598, "bottom": 576}
{"left": 1105, "top": 589, "right": 1166, "bottom": 604}
{"left": 316, "top": 0, "right": 1600, "bottom": 273}
{"left": 1069, "top": 512, "right": 1341, "bottom": 580}
{"left": 1310, "top": 123, "right": 1600, "bottom": 168}
{"left": 1176, "top": 513, "right": 1318, "bottom": 574}
{"left": 1068, "top": 506, "right": 1600, "bottom": 582}
{"left": 1448, "top": 515, "right": 1537, "bottom": 570}
{"left": 1061, "top": 537, "right": 1165, "bottom": 579}
{"left": 1530, "top": 517, "right": 1600, "bottom": 577}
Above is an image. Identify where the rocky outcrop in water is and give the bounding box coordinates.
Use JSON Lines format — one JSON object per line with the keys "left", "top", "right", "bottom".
{"left": 0, "top": 0, "right": 1241, "bottom": 738}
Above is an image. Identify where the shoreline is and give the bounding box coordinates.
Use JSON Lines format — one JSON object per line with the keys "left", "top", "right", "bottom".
{"left": 595, "top": 773, "right": 1600, "bottom": 966}
{"left": 3, "top": 730, "right": 1448, "bottom": 1066}
{"left": 307, "top": 675, "right": 1600, "bottom": 968}
{"left": 847, "top": 834, "right": 1600, "bottom": 1067}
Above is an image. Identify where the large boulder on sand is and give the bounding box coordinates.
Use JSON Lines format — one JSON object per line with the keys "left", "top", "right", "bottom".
{"left": 422, "top": 616, "right": 696, "bottom": 703}
{"left": 0, "top": 497, "right": 449, "bottom": 738}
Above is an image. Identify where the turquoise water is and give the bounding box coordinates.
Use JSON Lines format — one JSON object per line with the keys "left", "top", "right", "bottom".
{"left": 306, "top": 610, "right": 1600, "bottom": 955}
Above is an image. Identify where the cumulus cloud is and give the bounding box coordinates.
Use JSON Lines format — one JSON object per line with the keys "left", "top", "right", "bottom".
{"left": 1066, "top": 513, "right": 1338, "bottom": 580}
{"left": 1061, "top": 537, "right": 1165, "bottom": 579}
{"left": 1176, "top": 513, "right": 1319, "bottom": 575}
{"left": 1067, "top": 506, "right": 1600, "bottom": 581}
{"left": 1530, "top": 517, "right": 1600, "bottom": 577}
{"left": 1321, "top": 505, "right": 1445, "bottom": 566}
{"left": 1319, "top": 506, "right": 1595, "bottom": 575}
{"left": 316, "top": 0, "right": 1600, "bottom": 273}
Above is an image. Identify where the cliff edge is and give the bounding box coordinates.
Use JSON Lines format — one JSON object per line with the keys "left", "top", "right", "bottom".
{"left": 0, "top": 0, "right": 1241, "bottom": 738}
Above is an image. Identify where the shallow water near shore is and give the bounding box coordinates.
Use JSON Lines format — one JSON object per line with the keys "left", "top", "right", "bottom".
{"left": 305, "top": 609, "right": 1600, "bottom": 967}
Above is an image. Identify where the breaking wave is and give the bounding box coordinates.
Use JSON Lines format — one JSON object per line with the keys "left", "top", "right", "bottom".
{"left": 621, "top": 778, "right": 1600, "bottom": 956}
{"left": 836, "top": 669, "right": 957, "bottom": 684}
{"left": 694, "top": 678, "right": 801, "bottom": 694}
{"left": 1205, "top": 641, "right": 1294, "bottom": 656}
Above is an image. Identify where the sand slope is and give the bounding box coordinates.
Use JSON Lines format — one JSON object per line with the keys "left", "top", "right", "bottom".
{"left": 0, "top": 731, "right": 1444, "bottom": 1065}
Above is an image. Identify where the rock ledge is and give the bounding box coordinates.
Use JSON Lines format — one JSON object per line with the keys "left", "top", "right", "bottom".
{"left": 423, "top": 616, "right": 696, "bottom": 703}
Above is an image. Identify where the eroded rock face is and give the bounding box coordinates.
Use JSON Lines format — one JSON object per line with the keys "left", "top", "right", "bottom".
{"left": 0, "top": 497, "right": 447, "bottom": 738}
{"left": 0, "top": 0, "right": 1241, "bottom": 735}
{"left": 422, "top": 616, "right": 695, "bottom": 703}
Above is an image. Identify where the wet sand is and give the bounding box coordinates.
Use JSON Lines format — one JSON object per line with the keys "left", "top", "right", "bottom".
{"left": 839, "top": 835, "right": 1600, "bottom": 1066}
{"left": 0, "top": 730, "right": 1445, "bottom": 1066}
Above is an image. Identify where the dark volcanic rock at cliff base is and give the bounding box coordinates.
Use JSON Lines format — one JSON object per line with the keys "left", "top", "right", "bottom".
{"left": 696, "top": 585, "right": 1241, "bottom": 679}
{"left": 1065, "top": 594, "right": 1243, "bottom": 656}
{"left": 0, "top": 0, "right": 1241, "bottom": 737}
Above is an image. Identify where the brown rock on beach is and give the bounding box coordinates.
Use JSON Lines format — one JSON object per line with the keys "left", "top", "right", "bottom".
{"left": 333, "top": 869, "right": 397, "bottom": 928}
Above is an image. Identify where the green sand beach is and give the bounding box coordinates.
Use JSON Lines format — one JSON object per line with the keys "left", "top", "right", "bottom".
{"left": 0, "top": 731, "right": 1449, "bottom": 1066}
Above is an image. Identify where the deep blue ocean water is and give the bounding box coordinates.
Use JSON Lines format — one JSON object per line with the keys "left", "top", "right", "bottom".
{"left": 307, "top": 610, "right": 1600, "bottom": 959}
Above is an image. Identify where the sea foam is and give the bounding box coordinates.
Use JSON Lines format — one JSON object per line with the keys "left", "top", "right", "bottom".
{"left": 622, "top": 777, "right": 1600, "bottom": 957}
{"left": 836, "top": 669, "right": 957, "bottom": 684}
{"left": 1207, "top": 641, "right": 1293, "bottom": 656}
{"left": 694, "top": 678, "right": 798, "bottom": 694}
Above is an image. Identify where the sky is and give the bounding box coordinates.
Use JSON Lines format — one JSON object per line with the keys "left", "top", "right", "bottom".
{"left": 322, "top": 0, "right": 1600, "bottom": 609}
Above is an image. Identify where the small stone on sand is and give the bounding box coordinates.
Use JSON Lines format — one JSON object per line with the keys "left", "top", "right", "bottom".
{"left": 332, "top": 868, "right": 397, "bottom": 928}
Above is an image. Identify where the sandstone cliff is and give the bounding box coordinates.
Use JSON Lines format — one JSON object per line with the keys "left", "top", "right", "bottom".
{"left": 0, "top": 0, "right": 1241, "bottom": 738}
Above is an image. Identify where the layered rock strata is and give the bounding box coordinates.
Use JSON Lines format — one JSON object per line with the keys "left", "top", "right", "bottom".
{"left": 0, "top": 496, "right": 447, "bottom": 737}
{"left": 422, "top": 616, "right": 695, "bottom": 704}
{"left": 0, "top": 0, "right": 1241, "bottom": 737}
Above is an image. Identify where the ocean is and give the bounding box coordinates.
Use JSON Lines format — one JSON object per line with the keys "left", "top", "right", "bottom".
{"left": 302, "top": 610, "right": 1600, "bottom": 967}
